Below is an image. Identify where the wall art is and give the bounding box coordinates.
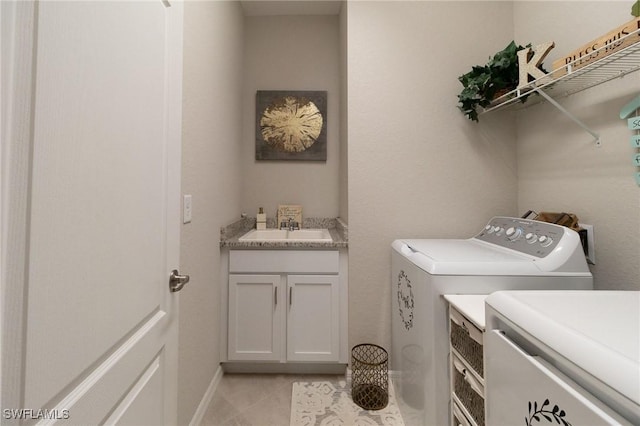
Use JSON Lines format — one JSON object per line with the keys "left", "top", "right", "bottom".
{"left": 255, "top": 90, "right": 327, "bottom": 161}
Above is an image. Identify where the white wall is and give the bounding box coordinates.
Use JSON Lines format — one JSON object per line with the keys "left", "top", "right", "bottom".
{"left": 241, "top": 15, "right": 341, "bottom": 220}
{"left": 179, "top": 2, "right": 244, "bottom": 424}
{"left": 514, "top": 1, "right": 640, "bottom": 290}
{"left": 346, "top": 1, "right": 518, "bottom": 349}
{"left": 339, "top": 3, "right": 349, "bottom": 223}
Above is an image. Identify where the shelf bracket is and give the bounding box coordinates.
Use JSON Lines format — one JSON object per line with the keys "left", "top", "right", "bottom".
{"left": 534, "top": 88, "right": 601, "bottom": 146}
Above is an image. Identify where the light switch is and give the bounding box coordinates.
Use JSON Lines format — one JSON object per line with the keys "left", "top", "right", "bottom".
{"left": 183, "top": 195, "right": 192, "bottom": 224}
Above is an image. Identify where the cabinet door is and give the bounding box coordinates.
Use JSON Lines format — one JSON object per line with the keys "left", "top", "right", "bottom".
{"left": 228, "top": 274, "right": 281, "bottom": 361}
{"left": 287, "top": 275, "right": 340, "bottom": 362}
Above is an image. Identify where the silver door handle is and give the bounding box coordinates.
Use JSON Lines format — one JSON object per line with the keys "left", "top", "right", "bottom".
{"left": 169, "top": 269, "right": 190, "bottom": 292}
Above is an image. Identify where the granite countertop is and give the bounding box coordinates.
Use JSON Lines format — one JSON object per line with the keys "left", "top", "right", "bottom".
{"left": 220, "top": 217, "right": 348, "bottom": 249}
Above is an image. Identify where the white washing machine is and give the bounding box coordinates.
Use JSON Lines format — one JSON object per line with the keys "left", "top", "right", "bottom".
{"left": 391, "top": 216, "right": 593, "bottom": 426}
{"left": 485, "top": 290, "right": 639, "bottom": 425}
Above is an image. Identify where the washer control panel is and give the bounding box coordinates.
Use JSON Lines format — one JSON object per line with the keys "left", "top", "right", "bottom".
{"left": 475, "top": 217, "right": 566, "bottom": 258}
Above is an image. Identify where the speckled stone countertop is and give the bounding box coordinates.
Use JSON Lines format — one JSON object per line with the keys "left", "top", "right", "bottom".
{"left": 220, "top": 217, "right": 348, "bottom": 249}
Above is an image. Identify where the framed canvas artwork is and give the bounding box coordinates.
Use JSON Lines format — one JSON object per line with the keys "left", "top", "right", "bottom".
{"left": 255, "top": 90, "right": 327, "bottom": 161}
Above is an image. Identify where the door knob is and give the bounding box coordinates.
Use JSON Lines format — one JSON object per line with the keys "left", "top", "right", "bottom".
{"left": 169, "top": 269, "right": 190, "bottom": 292}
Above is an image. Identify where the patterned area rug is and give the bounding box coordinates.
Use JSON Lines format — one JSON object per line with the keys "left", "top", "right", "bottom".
{"left": 290, "top": 380, "right": 405, "bottom": 426}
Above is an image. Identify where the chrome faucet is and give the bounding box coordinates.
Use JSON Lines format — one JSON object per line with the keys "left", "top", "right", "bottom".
{"left": 279, "top": 217, "right": 299, "bottom": 230}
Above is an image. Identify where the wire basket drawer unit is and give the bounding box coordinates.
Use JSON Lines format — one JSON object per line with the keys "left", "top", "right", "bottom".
{"left": 452, "top": 352, "right": 485, "bottom": 426}
{"left": 446, "top": 296, "right": 488, "bottom": 426}
{"left": 450, "top": 307, "right": 484, "bottom": 377}
{"left": 453, "top": 399, "right": 476, "bottom": 426}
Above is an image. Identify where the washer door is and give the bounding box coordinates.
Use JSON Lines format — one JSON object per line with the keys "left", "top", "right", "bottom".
{"left": 485, "top": 330, "right": 631, "bottom": 426}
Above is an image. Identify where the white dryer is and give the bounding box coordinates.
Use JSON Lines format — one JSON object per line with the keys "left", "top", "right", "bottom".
{"left": 485, "top": 290, "right": 639, "bottom": 426}
{"left": 391, "top": 216, "right": 593, "bottom": 426}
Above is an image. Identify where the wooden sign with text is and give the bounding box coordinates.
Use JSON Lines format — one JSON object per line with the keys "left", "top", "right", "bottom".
{"left": 552, "top": 17, "right": 640, "bottom": 77}
{"left": 277, "top": 204, "right": 302, "bottom": 229}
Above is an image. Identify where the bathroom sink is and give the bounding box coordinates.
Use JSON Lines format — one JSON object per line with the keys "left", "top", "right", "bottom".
{"left": 287, "top": 229, "right": 332, "bottom": 241}
{"left": 238, "top": 228, "right": 332, "bottom": 242}
{"left": 239, "top": 229, "right": 288, "bottom": 241}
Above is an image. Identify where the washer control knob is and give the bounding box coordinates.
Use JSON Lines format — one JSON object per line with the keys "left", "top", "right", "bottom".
{"left": 485, "top": 225, "right": 493, "bottom": 233}
{"left": 539, "top": 235, "right": 553, "bottom": 247}
{"left": 506, "top": 227, "right": 523, "bottom": 241}
{"left": 525, "top": 232, "right": 538, "bottom": 243}
{"left": 494, "top": 227, "right": 504, "bottom": 236}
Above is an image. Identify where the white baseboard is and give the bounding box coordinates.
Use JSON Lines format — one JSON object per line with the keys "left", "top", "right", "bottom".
{"left": 221, "top": 362, "right": 347, "bottom": 375}
{"left": 189, "top": 365, "right": 223, "bottom": 426}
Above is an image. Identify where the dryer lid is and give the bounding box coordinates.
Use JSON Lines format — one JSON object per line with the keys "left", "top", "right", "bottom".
{"left": 395, "top": 236, "right": 591, "bottom": 276}
{"left": 403, "top": 239, "right": 527, "bottom": 262}
{"left": 396, "top": 238, "right": 545, "bottom": 276}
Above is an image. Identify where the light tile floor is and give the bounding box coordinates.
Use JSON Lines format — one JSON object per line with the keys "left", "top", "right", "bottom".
{"left": 199, "top": 373, "right": 344, "bottom": 426}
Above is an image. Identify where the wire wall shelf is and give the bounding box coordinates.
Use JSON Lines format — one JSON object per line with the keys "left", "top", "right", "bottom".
{"left": 482, "top": 28, "right": 640, "bottom": 115}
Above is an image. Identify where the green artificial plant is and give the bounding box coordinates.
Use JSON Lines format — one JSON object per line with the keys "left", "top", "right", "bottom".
{"left": 457, "top": 41, "right": 531, "bottom": 122}
{"left": 632, "top": 0, "right": 640, "bottom": 17}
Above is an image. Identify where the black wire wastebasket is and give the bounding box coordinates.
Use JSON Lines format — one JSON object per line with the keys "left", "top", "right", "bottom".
{"left": 351, "top": 344, "right": 389, "bottom": 410}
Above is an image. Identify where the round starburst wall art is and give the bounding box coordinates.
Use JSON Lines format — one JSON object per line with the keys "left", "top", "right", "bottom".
{"left": 261, "top": 96, "right": 322, "bottom": 152}
{"left": 255, "top": 90, "right": 327, "bottom": 161}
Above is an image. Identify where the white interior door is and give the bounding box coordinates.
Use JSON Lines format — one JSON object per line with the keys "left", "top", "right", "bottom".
{"left": 1, "top": 1, "right": 183, "bottom": 424}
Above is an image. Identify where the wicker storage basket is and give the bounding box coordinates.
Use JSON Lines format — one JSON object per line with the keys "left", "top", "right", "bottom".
{"left": 450, "top": 319, "right": 484, "bottom": 376}
{"left": 453, "top": 367, "right": 485, "bottom": 426}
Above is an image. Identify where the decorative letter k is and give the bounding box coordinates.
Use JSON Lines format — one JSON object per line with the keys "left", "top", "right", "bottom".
{"left": 517, "top": 42, "right": 555, "bottom": 91}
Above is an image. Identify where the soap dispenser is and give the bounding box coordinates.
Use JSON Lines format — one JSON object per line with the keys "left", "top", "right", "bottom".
{"left": 256, "top": 207, "right": 266, "bottom": 230}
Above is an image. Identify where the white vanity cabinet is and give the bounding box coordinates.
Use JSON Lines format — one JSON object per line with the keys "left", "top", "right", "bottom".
{"left": 225, "top": 250, "right": 345, "bottom": 367}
